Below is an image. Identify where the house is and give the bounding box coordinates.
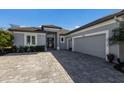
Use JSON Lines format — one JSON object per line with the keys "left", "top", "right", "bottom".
{"left": 9, "top": 25, "right": 69, "bottom": 51}
{"left": 9, "top": 10, "right": 124, "bottom": 61}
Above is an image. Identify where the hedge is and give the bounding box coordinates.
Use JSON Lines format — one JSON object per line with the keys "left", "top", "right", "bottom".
{"left": 0, "top": 45, "right": 45, "bottom": 56}
{"left": 12, "top": 45, "right": 45, "bottom": 53}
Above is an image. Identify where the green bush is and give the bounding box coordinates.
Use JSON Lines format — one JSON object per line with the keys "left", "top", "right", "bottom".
{"left": 35, "top": 46, "right": 45, "bottom": 52}
{"left": 0, "top": 30, "right": 14, "bottom": 54}
{"left": 12, "top": 46, "right": 17, "bottom": 53}
{"left": 30, "top": 46, "right": 35, "bottom": 52}
{"left": 24, "top": 46, "right": 28, "bottom": 52}
{"left": 14, "top": 46, "right": 45, "bottom": 53}
{"left": 18, "top": 46, "right": 25, "bottom": 53}
{"left": 109, "top": 27, "right": 124, "bottom": 44}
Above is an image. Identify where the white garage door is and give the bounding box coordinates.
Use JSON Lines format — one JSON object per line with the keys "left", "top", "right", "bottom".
{"left": 74, "top": 34, "right": 106, "bottom": 58}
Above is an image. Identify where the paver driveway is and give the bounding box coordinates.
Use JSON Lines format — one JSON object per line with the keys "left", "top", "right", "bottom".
{"left": 0, "top": 50, "right": 124, "bottom": 83}
{"left": 0, "top": 52, "right": 73, "bottom": 83}
{"left": 51, "top": 50, "right": 124, "bottom": 83}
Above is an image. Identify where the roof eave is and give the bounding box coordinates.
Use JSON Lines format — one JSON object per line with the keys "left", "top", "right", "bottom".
{"left": 65, "top": 10, "right": 124, "bottom": 35}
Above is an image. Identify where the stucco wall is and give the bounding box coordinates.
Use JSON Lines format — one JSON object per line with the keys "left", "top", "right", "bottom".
{"left": 60, "top": 36, "right": 67, "bottom": 50}
{"left": 13, "top": 32, "right": 46, "bottom": 47}
{"left": 65, "top": 22, "right": 120, "bottom": 59}
{"left": 13, "top": 33, "right": 24, "bottom": 47}
{"left": 37, "top": 34, "right": 46, "bottom": 46}
{"left": 69, "top": 23, "right": 118, "bottom": 37}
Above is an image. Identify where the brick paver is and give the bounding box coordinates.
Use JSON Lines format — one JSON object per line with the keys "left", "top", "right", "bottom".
{"left": 51, "top": 50, "right": 124, "bottom": 83}
{"left": 0, "top": 52, "right": 73, "bottom": 83}
{"left": 0, "top": 50, "right": 124, "bottom": 83}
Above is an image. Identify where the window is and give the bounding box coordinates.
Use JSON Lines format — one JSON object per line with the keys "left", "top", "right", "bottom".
{"left": 60, "top": 36, "right": 65, "bottom": 43}
{"left": 32, "top": 36, "right": 35, "bottom": 45}
{"left": 27, "top": 35, "right": 31, "bottom": 45}
{"left": 25, "top": 34, "right": 37, "bottom": 46}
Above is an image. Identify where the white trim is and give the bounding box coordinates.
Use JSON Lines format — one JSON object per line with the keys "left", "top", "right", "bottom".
{"left": 57, "top": 46, "right": 60, "bottom": 50}
{"left": 13, "top": 31, "right": 46, "bottom": 46}
{"left": 24, "top": 33, "right": 37, "bottom": 46}
{"left": 66, "top": 16, "right": 124, "bottom": 37}
{"left": 72, "top": 30, "right": 109, "bottom": 60}
{"left": 72, "top": 35, "right": 83, "bottom": 51}
{"left": 84, "top": 31, "right": 108, "bottom": 37}
{"left": 54, "top": 34, "right": 56, "bottom": 48}
{"left": 57, "top": 33, "right": 60, "bottom": 50}
{"left": 73, "top": 35, "right": 83, "bottom": 39}
{"left": 66, "top": 19, "right": 115, "bottom": 37}
{"left": 67, "top": 38, "right": 71, "bottom": 49}
{"left": 13, "top": 31, "right": 46, "bottom": 35}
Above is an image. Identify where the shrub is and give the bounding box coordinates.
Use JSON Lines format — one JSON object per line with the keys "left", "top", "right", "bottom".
{"left": 0, "top": 29, "right": 14, "bottom": 54}
{"left": 0, "top": 45, "right": 45, "bottom": 54}
{"left": 107, "top": 54, "right": 115, "bottom": 63}
{"left": 12, "top": 46, "right": 17, "bottom": 53}
{"left": 35, "top": 46, "right": 45, "bottom": 52}
{"left": 4, "top": 48, "right": 12, "bottom": 53}
{"left": 30, "top": 46, "right": 35, "bottom": 52}
{"left": 14, "top": 45, "right": 45, "bottom": 53}
{"left": 24, "top": 46, "right": 28, "bottom": 52}
{"left": 109, "top": 27, "right": 124, "bottom": 44}
{"left": 18, "top": 46, "right": 25, "bottom": 53}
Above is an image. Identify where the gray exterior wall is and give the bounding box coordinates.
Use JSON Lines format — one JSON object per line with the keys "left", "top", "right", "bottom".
{"left": 70, "top": 23, "right": 118, "bottom": 37}
{"left": 13, "top": 33, "right": 24, "bottom": 47}
{"left": 37, "top": 34, "right": 46, "bottom": 46}
{"left": 60, "top": 37, "right": 67, "bottom": 50}
{"left": 65, "top": 22, "right": 120, "bottom": 59}
{"left": 13, "top": 32, "right": 46, "bottom": 47}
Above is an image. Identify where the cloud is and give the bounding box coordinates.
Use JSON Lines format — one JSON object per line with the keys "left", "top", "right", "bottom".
{"left": 20, "top": 25, "right": 27, "bottom": 27}
{"left": 75, "top": 25, "right": 80, "bottom": 28}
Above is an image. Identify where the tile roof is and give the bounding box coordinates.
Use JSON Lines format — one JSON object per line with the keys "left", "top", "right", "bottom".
{"left": 42, "top": 25, "right": 62, "bottom": 29}
{"left": 8, "top": 27, "right": 44, "bottom": 33}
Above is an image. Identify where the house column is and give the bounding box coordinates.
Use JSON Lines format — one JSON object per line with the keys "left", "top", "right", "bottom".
{"left": 57, "top": 32, "right": 60, "bottom": 50}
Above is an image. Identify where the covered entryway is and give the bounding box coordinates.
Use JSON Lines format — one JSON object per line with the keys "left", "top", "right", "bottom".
{"left": 72, "top": 31, "right": 109, "bottom": 59}
{"left": 46, "top": 33, "right": 56, "bottom": 49}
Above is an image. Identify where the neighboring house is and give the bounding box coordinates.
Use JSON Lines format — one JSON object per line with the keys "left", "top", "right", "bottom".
{"left": 9, "top": 10, "right": 124, "bottom": 61}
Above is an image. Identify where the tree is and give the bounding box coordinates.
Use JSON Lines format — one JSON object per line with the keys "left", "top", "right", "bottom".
{"left": 109, "top": 27, "right": 124, "bottom": 44}
{"left": 0, "top": 29, "right": 14, "bottom": 53}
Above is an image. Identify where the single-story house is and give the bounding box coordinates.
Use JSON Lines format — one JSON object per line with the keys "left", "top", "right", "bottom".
{"left": 9, "top": 25, "right": 69, "bottom": 51}
{"left": 9, "top": 10, "right": 124, "bottom": 61}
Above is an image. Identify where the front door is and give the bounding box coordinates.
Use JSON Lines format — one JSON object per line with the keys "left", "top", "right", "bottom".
{"left": 47, "top": 37, "right": 54, "bottom": 48}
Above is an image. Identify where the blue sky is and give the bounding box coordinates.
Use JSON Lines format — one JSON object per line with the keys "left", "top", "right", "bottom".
{"left": 0, "top": 9, "right": 121, "bottom": 30}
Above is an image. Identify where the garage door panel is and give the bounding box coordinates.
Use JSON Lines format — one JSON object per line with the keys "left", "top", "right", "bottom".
{"left": 74, "top": 34, "right": 106, "bottom": 58}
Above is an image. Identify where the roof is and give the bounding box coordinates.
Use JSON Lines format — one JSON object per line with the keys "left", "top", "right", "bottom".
{"left": 66, "top": 10, "right": 124, "bottom": 35}
{"left": 42, "top": 24, "right": 70, "bottom": 34}
{"left": 59, "top": 29, "right": 70, "bottom": 34}
{"left": 42, "top": 25, "right": 62, "bottom": 29}
{"left": 8, "top": 27, "right": 45, "bottom": 33}
{"left": 8, "top": 25, "right": 70, "bottom": 34}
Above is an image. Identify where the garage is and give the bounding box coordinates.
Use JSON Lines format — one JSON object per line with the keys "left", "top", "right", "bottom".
{"left": 73, "top": 32, "right": 107, "bottom": 59}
